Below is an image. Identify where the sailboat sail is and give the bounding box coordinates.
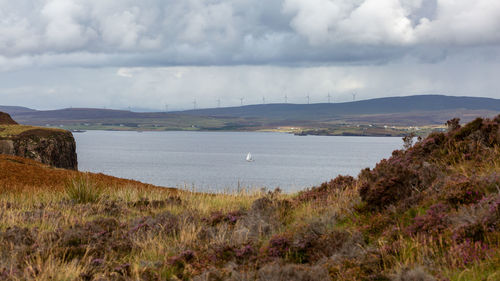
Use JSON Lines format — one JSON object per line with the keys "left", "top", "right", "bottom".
{"left": 246, "top": 153, "right": 253, "bottom": 162}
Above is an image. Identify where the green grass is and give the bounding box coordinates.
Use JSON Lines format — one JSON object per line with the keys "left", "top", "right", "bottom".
{"left": 0, "top": 124, "right": 65, "bottom": 138}
{"left": 0, "top": 125, "right": 37, "bottom": 137}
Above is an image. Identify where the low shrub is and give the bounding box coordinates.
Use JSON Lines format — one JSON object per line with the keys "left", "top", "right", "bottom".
{"left": 266, "top": 234, "right": 291, "bottom": 258}
{"left": 129, "top": 211, "right": 180, "bottom": 236}
{"left": 205, "top": 210, "right": 244, "bottom": 226}
{"left": 392, "top": 266, "right": 436, "bottom": 281}
{"left": 166, "top": 250, "right": 196, "bottom": 280}
{"left": 56, "top": 217, "right": 132, "bottom": 260}
{"left": 448, "top": 239, "right": 493, "bottom": 268}
{"left": 443, "top": 177, "right": 484, "bottom": 208}
{"left": 235, "top": 244, "right": 256, "bottom": 261}
{"left": 128, "top": 196, "right": 182, "bottom": 209}
{"left": 453, "top": 222, "right": 486, "bottom": 243}
{"left": 295, "top": 175, "right": 355, "bottom": 203}
{"left": 406, "top": 203, "right": 450, "bottom": 235}
{"left": 210, "top": 244, "right": 236, "bottom": 265}
{"left": 359, "top": 157, "right": 421, "bottom": 210}
{"left": 446, "top": 118, "right": 461, "bottom": 132}
{"left": 256, "top": 262, "right": 330, "bottom": 281}
{"left": 329, "top": 254, "right": 390, "bottom": 281}
{"left": 451, "top": 193, "right": 500, "bottom": 242}
{"left": 453, "top": 118, "right": 484, "bottom": 142}
{"left": 359, "top": 212, "right": 394, "bottom": 239}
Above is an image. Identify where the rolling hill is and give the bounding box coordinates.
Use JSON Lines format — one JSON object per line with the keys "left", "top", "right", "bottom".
{"left": 174, "top": 95, "right": 500, "bottom": 120}
{"left": 1, "top": 95, "right": 499, "bottom": 130}
{"left": 0, "top": 105, "right": 36, "bottom": 114}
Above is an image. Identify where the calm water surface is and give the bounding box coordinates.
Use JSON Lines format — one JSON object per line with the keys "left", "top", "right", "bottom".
{"left": 74, "top": 131, "right": 402, "bottom": 192}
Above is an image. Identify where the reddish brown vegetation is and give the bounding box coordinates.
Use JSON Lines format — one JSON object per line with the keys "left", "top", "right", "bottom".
{"left": 0, "top": 154, "right": 174, "bottom": 193}
{"left": 0, "top": 112, "right": 17, "bottom": 125}
{"left": 205, "top": 210, "right": 244, "bottom": 226}
{"left": 359, "top": 116, "right": 500, "bottom": 211}
{"left": 296, "top": 175, "right": 355, "bottom": 203}
{"left": 406, "top": 203, "right": 450, "bottom": 235}
{"left": 1, "top": 116, "right": 500, "bottom": 280}
{"left": 352, "top": 115, "right": 500, "bottom": 279}
{"left": 57, "top": 217, "right": 133, "bottom": 260}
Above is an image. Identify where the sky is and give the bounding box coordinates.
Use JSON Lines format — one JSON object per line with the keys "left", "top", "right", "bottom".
{"left": 0, "top": 0, "right": 499, "bottom": 111}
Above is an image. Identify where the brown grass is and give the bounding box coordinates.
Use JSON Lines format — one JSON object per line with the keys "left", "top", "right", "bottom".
{"left": 0, "top": 155, "right": 175, "bottom": 194}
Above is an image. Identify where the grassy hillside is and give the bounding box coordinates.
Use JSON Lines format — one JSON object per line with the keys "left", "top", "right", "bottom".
{"left": 0, "top": 116, "right": 499, "bottom": 280}
{"left": 0, "top": 155, "right": 173, "bottom": 193}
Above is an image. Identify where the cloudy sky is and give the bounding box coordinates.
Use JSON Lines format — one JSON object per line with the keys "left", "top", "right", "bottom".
{"left": 0, "top": 0, "right": 499, "bottom": 110}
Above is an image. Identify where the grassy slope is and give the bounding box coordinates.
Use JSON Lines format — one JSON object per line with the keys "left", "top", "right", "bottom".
{"left": 0, "top": 116, "right": 499, "bottom": 280}
{"left": 0, "top": 155, "right": 174, "bottom": 193}
{"left": 0, "top": 125, "right": 43, "bottom": 138}
{"left": 0, "top": 125, "right": 68, "bottom": 139}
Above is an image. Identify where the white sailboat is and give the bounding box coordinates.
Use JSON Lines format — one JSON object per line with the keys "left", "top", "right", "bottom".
{"left": 246, "top": 152, "right": 254, "bottom": 162}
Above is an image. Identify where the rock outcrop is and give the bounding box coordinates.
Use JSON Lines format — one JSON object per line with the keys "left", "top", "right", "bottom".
{"left": 0, "top": 112, "right": 77, "bottom": 170}
{"left": 0, "top": 112, "right": 17, "bottom": 125}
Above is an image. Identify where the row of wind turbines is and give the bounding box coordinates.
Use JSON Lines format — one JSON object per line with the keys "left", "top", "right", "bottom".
{"left": 164, "top": 93, "right": 358, "bottom": 111}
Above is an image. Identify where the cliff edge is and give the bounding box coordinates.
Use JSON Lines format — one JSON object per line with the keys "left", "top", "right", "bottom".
{"left": 0, "top": 111, "right": 77, "bottom": 170}
{"left": 0, "top": 111, "right": 18, "bottom": 125}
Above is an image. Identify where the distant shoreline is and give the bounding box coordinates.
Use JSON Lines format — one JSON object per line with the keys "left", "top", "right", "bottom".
{"left": 56, "top": 126, "right": 438, "bottom": 137}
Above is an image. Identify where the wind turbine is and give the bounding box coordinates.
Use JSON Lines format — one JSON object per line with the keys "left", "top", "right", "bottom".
{"left": 240, "top": 97, "right": 244, "bottom": 106}
{"left": 284, "top": 94, "right": 288, "bottom": 104}
{"left": 262, "top": 96, "right": 266, "bottom": 104}
{"left": 327, "top": 93, "right": 331, "bottom": 103}
{"left": 306, "top": 94, "right": 310, "bottom": 104}
{"left": 352, "top": 92, "right": 357, "bottom": 101}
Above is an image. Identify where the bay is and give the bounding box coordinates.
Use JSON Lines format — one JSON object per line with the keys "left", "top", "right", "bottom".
{"left": 74, "top": 131, "right": 403, "bottom": 192}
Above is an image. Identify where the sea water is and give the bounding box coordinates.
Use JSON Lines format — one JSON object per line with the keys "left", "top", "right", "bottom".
{"left": 74, "top": 131, "right": 402, "bottom": 192}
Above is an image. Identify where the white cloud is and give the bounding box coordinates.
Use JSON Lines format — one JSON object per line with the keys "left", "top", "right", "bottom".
{"left": 283, "top": 0, "right": 500, "bottom": 47}
{"left": 41, "top": 0, "right": 96, "bottom": 50}
{"left": 117, "top": 68, "right": 134, "bottom": 78}
{"left": 2, "top": 50, "right": 499, "bottom": 110}
{"left": 0, "top": 0, "right": 499, "bottom": 109}
{"left": 415, "top": 1, "right": 500, "bottom": 45}
{"left": 0, "top": 0, "right": 498, "bottom": 69}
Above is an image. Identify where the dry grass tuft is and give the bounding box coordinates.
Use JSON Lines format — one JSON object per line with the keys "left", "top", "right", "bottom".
{"left": 65, "top": 175, "right": 103, "bottom": 204}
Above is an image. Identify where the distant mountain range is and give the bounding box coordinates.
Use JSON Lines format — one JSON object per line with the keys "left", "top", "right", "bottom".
{"left": 1, "top": 95, "right": 499, "bottom": 129}
{"left": 174, "top": 95, "right": 500, "bottom": 120}
{"left": 0, "top": 105, "right": 37, "bottom": 114}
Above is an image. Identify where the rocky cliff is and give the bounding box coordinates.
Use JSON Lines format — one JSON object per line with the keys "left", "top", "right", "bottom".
{"left": 0, "top": 112, "right": 77, "bottom": 170}
{"left": 0, "top": 112, "right": 17, "bottom": 125}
